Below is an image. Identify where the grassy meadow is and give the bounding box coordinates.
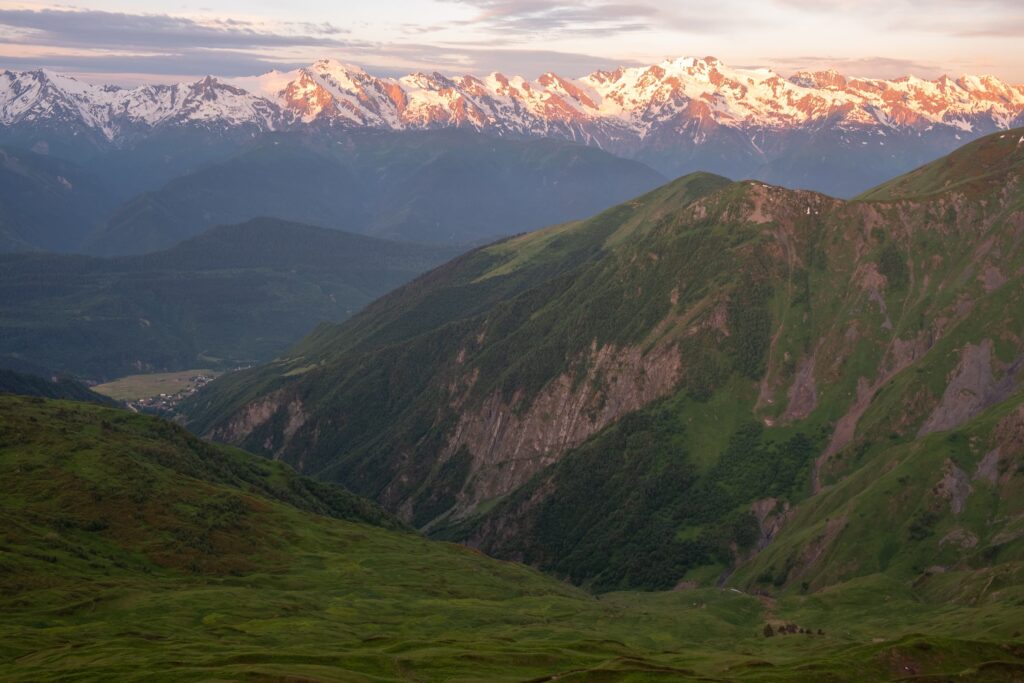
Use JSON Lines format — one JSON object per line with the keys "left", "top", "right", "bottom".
{"left": 92, "top": 369, "right": 219, "bottom": 401}
{"left": 2, "top": 396, "right": 1024, "bottom": 681}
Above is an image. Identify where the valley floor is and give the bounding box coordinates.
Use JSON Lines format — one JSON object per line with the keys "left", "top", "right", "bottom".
{"left": 4, "top": 529, "right": 1024, "bottom": 681}
{"left": 92, "top": 369, "right": 222, "bottom": 413}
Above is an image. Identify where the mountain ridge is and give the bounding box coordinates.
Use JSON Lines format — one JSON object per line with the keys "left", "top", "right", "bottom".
{"left": 0, "top": 145, "right": 115, "bottom": 252}
{"left": 5, "top": 57, "right": 1022, "bottom": 141}
{"left": 5, "top": 56, "right": 1024, "bottom": 196}
{"left": 0, "top": 368, "right": 118, "bottom": 405}
{"left": 84, "top": 129, "right": 666, "bottom": 253}
{"left": 0, "top": 217, "right": 457, "bottom": 380}
{"left": 184, "top": 127, "right": 1024, "bottom": 593}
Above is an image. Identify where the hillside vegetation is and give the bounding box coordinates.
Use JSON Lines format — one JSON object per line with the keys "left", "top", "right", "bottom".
{"left": 0, "top": 217, "right": 456, "bottom": 380}
{"left": 187, "top": 128, "right": 1024, "bottom": 598}
{"left": 0, "top": 368, "right": 118, "bottom": 405}
{"left": 4, "top": 396, "right": 1024, "bottom": 681}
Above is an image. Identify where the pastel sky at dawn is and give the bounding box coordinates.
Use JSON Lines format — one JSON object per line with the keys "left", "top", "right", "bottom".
{"left": 0, "top": 0, "right": 1021, "bottom": 83}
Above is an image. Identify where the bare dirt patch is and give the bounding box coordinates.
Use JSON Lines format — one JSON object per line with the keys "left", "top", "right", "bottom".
{"left": 918, "top": 340, "right": 1022, "bottom": 436}
{"left": 782, "top": 352, "right": 818, "bottom": 421}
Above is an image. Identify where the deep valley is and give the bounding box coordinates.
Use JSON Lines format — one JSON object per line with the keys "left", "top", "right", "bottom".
{"left": 2, "top": 29, "right": 1024, "bottom": 681}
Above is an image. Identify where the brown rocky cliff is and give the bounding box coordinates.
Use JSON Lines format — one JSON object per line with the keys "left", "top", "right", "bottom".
{"left": 437, "top": 340, "right": 682, "bottom": 519}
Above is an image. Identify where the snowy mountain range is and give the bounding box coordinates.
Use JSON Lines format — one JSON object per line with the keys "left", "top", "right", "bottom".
{"left": 238, "top": 56, "right": 1024, "bottom": 137}
{"left": 0, "top": 70, "right": 280, "bottom": 138}
{"left": 4, "top": 56, "right": 1024, "bottom": 195}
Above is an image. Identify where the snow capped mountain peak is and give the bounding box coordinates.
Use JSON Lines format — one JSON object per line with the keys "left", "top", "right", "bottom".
{"left": 311, "top": 58, "right": 367, "bottom": 76}
{"left": 160, "top": 76, "right": 282, "bottom": 128}
{"left": 0, "top": 68, "right": 283, "bottom": 139}
{"left": 663, "top": 56, "right": 700, "bottom": 70}
{"left": 789, "top": 69, "right": 847, "bottom": 90}
{"left": 190, "top": 75, "right": 224, "bottom": 91}
{"left": 2, "top": 56, "right": 1023, "bottom": 153}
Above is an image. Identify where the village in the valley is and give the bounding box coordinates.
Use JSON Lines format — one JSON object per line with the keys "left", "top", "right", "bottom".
{"left": 126, "top": 372, "right": 218, "bottom": 413}
{"left": 92, "top": 370, "right": 227, "bottom": 414}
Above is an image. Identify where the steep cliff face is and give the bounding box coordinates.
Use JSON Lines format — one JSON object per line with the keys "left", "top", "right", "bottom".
{"left": 187, "top": 130, "right": 1024, "bottom": 592}
{"left": 436, "top": 339, "right": 683, "bottom": 518}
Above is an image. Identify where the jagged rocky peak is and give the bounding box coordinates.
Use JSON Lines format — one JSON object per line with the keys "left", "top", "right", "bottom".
{"left": 0, "top": 67, "right": 284, "bottom": 134}
{"left": 311, "top": 57, "right": 368, "bottom": 75}
{"left": 789, "top": 68, "right": 847, "bottom": 89}
{"left": 189, "top": 75, "right": 246, "bottom": 98}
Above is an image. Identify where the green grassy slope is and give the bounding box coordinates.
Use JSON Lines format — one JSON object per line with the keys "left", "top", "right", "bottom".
{"left": 185, "top": 128, "right": 1024, "bottom": 599}
{"left": 182, "top": 172, "right": 733, "bottom": 498}
{"left": 732, "top": 395, "right": 1024, "bottom": 594}
{"left": 0, "top": 217, "right": 457, "bottom": 381}
{"left": 459, "top": 127, "right": 1024, "bottom": 590}
{"left": 4, "top": 395, "right": 1024, "bottom": 681}
{"left": 0, "top": 368, "right": 118, "bottom": 405}
{"left": 858, "top": 129, "right": 1024, "bottom": 201}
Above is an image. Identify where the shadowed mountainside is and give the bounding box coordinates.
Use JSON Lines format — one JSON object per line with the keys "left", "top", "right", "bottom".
{"left": 0, "top": 217, "right": 458, "bottom": 381}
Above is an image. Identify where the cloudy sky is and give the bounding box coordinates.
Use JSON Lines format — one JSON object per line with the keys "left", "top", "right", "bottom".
{"left": 0, "top": 0, "right": 1021, "bottom": 84}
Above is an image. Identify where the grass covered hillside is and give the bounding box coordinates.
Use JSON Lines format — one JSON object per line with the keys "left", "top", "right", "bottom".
{"left": 858, "top": 129, "right": 1024, "bottom": 201}
{"left": 185, "top": 127, "right": 1024, "bottom": 598}
{"left": 0, "top": 217, "right": 457, "bottom": 381}
{"left": 3, "top": 395, "right": 1024, "bottom": 681}
{"left": 0, "top": 368, "right": 118, "bottom": 405}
